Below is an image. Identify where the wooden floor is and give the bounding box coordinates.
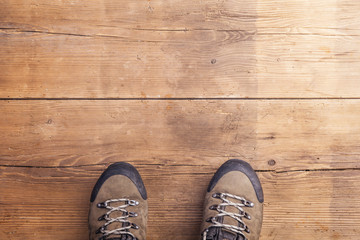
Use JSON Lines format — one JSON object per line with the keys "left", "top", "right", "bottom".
{"left": 1, "top": 0, "right": 360, "bottom": 239}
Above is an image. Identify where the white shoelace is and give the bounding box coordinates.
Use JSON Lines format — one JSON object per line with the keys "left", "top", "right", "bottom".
{"left": 97, "top": 198, "right": 139, "bottom": 240}
{"left": 202, "top": 193, "right": 254, "bottom": 240}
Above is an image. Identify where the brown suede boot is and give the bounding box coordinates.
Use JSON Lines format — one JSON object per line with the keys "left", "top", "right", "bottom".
{"left": 89, "top": 162, "right": 148, "bottom": 240}
{"left": 200, "top": 159, "right": 264, "bottom": 240}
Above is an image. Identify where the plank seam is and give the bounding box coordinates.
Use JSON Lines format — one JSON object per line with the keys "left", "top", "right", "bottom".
{"left": 2, "top": 28, "right": 360, "bottom": 37}
{"left": 1, "top": 164, "right": 360, "bottom": 173}
{"left": 1, "top": 98, "right": 360, "bottom": 101}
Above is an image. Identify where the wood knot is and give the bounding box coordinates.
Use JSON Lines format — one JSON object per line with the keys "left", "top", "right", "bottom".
{"left": 268, "top": 159, "right": 276, "bottom": 166}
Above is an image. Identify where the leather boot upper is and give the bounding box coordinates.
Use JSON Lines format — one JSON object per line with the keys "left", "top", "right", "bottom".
{"left": 89, "top": 163, "right": 148, "bottom": 240}
{"left": 201, "top": 159, "right": 263, "bottom": 240}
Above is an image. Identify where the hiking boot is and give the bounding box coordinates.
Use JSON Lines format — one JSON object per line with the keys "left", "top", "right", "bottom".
{"left": 200, "top": 159, "right": 264, "bottom": 240}
{"left": 89, "top": 162, "right": 148, "bottom": 240}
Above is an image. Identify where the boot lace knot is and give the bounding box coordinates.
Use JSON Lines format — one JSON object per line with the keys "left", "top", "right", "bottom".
{"left": 203, "top": 193, "right": 254, "bottom": 240}
{"left": 96, "top": 198, "right": 140, "bottom": 240}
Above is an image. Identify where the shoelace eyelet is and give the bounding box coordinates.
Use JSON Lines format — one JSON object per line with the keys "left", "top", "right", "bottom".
{"left": 131, "top": 223, "right": 139, "bottom": 230}
{"left": 97, "top": 202, "right": 107, "bottom": 208}
{"left": 244, "top": 212, "right": 251, "bottom": 220}
{"left": 212, "top": 193, "right": 222, "bottom": 199}
{"left": 98, "top": 214, "right": 107, "bottom": 221}
{"left": 96, "top": 226, "right": 106, "bottom": 234}
{"left": 128, "top": 211, "right": 138, "bottom": 217}
{"left": 242, "top": 200, "right": 254, "bottom": 207}
{"left": 127, "top": 200, "right": 139, "bottom": 206}
{"left": 209, "top": 204, "right": 218, "bottom": 210}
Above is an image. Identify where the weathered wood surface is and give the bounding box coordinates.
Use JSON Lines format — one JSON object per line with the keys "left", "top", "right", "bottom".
{"left": 1, "top": 0, "right": 360, "bottom": 239}
{"left": 1, "top": 100, "right": 360, "bottom": 170}
{"left": 1, "top": 165, "right": 359, "bottom": 240}
{"left": 1, "top": 0, "right": 360, "bottom": 98}
{"left": 1, "top": 0, "right": 359, "bottom": 33}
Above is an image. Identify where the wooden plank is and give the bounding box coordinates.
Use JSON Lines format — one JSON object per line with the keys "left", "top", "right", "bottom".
{"left": 1, "top": 0, "right": 359, "bottom": 33}
{"left": 1, "top": 165, "right": 359, "bottom": 240}
{"left": 1, "top": 100, "right": 360, "bottom": 170}
{"left": 0, "top": 30, "right": 257, "bottom": 98}
{"left": 1, "top": 0, "right": 360, "bottom": 98}
{"left": 0, "top": 31, "right": 359, "bottom": 98}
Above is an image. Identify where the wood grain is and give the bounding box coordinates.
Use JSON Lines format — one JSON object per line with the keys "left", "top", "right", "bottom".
{"left": 1, "top": 0, "right": 360, "bottom": 98}
{"left": 1, "top": 165, "right": 359, "bottom": 240}
{"left": 1, "top": 0, "right": 360, "bottom": 239}
{"left": 1, "top": 100, "right": 360, "bottom": 170}
{"left": 1, "top": 0, "right": 359, "bottom": 33}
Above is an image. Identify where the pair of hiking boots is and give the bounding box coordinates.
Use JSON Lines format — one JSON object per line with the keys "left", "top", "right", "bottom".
{"left": 89, "top": 159, "right": 264, "bottom": 240}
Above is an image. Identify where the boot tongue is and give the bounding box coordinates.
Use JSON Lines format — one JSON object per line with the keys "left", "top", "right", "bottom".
{"left": 105, "top": 228, "right": 134, "bottom": 240}
{"left": 206, "top": 227, "right": 245, "bottom": 240}
{"left": 107, "top": 236, "right": 134, "bottom": 240}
